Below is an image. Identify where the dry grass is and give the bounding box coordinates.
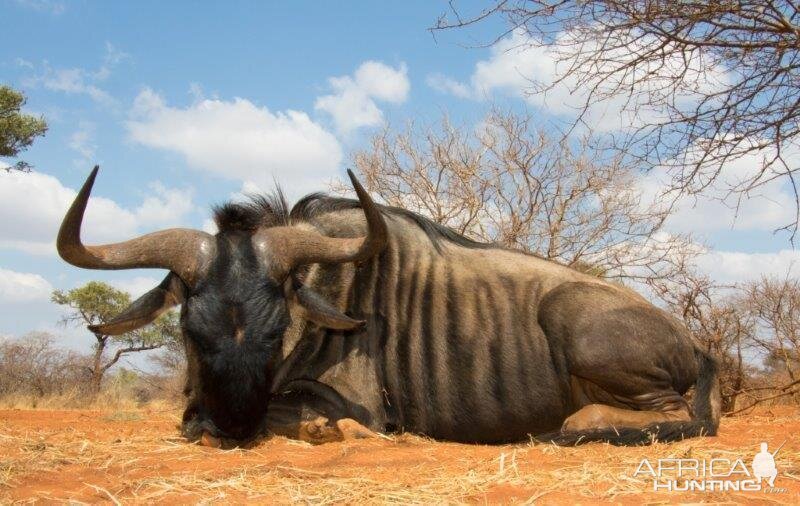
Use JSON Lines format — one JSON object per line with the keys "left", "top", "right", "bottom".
{"left": 1, "top": 407, "right": 799, "bottom": 504}
{"left": 0, "top": 388, "right": 176, "bottom": 412}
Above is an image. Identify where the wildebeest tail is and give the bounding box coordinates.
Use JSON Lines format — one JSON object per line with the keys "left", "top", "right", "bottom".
{"left": 535, "top": 348, "right": 722, "bottom": 446}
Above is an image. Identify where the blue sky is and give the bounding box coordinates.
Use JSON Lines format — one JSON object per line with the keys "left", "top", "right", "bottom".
{"left": 1, "top": 0, "right": 799, "bottom": 360}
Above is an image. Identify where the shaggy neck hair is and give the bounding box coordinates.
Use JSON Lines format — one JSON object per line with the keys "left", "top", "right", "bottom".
{"left": 213, "top": 190, "right": 493, "bottom": 251}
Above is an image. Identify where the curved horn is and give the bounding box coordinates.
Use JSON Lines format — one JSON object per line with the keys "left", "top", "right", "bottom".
{"left": 57, "top": 166, "right": 215, "bottom": 284}
{"left": 265, "top": 169, "right": 387, "bottom": 272}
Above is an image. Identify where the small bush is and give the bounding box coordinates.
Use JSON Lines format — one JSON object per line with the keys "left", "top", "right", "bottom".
{"left": 0, "top": 333, "right": 184, "bottom": 410}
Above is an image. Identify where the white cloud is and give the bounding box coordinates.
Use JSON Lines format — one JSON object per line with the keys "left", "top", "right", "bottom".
{"left": 661, "top": 187, "right": 794, "bottom": 235}
{"left": 111, "top": 276, "right": 161, "bottom": 299}
{"left": 470, "top": 31, "right": 547, "bottom": 98}
{"left": 135, "top": 182, "right": 195, "bottom": 228}
{"left": 428, "top": 31, "right": 626, "bottom": 129}
{"left": 0, "top": 170, "right": 194, "bottom": 255}
{"left": 695, "top": 249, "right": 800, "bottom": 284}
{"left": 426, "top": 73, "right": 472, "bottom": 99}
{"left": 22, "top": 43, "right": 127, "bottom": 106}
{"left": 38, "top": 67, "right": 115, "bottom": 106}
{"left": 127, "top": 88, "right": 343, "bottom": 196}
{"left": 630, "top": 140, "right": 800, "bottom": 284}
{"left": 188, "top": 82, "right": 204, "bottom": 102}
{"left": 69, "top": 120, "right": 96, "bottom": 163}
{"left": 15, "top": 57, "right": 34, "bottom": 69}
{"left": 430, "top": 29, "right": 728, "bottom": 132}
{"left": 202, "top": 218, "right": 218, "bottom": 235}
{"left": 94, "top": 42, "right": 129, "bottom": 81}
{"left": 0, "top": 269, "right": 53, "bottom": 303}
{"left": 228, "top": 180, "right": 271, "bottom": 203}
{"left": 427, "top": 31, "right": 564, "bottom": 103}
{"left": 315, "top": 61, "right": 410, "bottom": 134}
{"left": 453, "top": 30, "right": 635, "bottom": 129}
{"left": 638, "top": 141, "right": 799, "bottom": 234}
{"left": 13, "top": 0, "right": 65, "bottom": 15}
{"left": 104, "top": 42, "right": 129, "bottom": 65}
{"left": 351, "top": 61, "right": 410, "bottom": 102}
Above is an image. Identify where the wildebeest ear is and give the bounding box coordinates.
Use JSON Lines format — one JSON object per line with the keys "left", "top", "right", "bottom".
{"left": 293, "top": 284, "right": 365, "bottom": 331}
{"left": 88, "top": 273, "right": 186, "bottom": 336}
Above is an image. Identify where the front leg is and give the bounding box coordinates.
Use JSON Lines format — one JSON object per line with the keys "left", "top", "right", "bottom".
{"left": 267, "top": 379, "right": 381, "bottom": 444}
{"left": 271, "top": 416, "right": 377, "bottom": 444}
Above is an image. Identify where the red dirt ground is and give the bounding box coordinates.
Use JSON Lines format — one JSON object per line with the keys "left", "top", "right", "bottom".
{"left": 1, "top": 406, "right": 798, "bottom": 504}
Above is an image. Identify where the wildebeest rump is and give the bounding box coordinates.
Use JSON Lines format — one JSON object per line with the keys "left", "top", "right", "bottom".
{"left": 57, "top": 166, "right": 720, "bottom": 446}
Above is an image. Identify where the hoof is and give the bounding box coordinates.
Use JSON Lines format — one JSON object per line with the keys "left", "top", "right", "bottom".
{"left": 336, "top": 418, "right": 378, "bottom": 440}
{"left": 199, "top": 431, "right": 222, "bottom": 448}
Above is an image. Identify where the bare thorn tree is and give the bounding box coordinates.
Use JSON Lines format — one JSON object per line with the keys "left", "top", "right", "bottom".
{"left": 0, "top": 332, "right": 88, "bottom": 400}
{"left": 741, "top": 274, "right": 800, "bottom": 398}
{"left": 651, "top": 271, "right": 752, "bottom": 413}
{"left": 345, "top": 109, "right": 696, "bottom": 285}
{"left": 434, "top": 1, "right": 800, "bottom": 239}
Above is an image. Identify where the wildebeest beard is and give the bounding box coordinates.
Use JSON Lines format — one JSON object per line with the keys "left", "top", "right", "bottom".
{"left": 183, "top": 340, "right": 280, "bottom": 441}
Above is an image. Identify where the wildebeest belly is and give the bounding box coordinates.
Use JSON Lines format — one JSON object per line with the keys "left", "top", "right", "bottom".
{"left": 383, "top": 321, "right": 567, "bottom": 443}
{"left": 377, "top": 258, "right": 569, "bottom": 443}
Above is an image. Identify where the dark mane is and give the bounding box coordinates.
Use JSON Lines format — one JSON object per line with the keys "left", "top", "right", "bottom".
{"left": 213, "top": 191, "right": 289, "bottom": 232}
{"left": 290, "top": 194, "right": 494, "bottom": 251}
{"left": 213, "top": 190, "right": 494, "bottom": 250}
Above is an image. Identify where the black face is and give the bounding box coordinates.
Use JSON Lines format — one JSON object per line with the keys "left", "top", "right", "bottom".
{"left": 180, "top": 232, "right": 290, "bottom": 442}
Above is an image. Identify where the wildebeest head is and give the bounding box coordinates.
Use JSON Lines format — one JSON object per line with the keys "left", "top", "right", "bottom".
{"left": 57, "top": 167, "right": 386, "bottom": 443}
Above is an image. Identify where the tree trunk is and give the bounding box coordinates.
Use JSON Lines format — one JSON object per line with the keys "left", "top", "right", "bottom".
{"left": 89, "top": 334, "right": 107, "bottom": 396}
{"left": 722, "top": 391, "right": 738, "bottom": 414}
{"left": 89, "top": 370, "right": 103, "bottom": 395}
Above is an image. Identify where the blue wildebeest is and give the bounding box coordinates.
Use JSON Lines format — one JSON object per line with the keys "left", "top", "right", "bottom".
{"left": 57, "top": 166, "right": 720, "bottom": 446}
